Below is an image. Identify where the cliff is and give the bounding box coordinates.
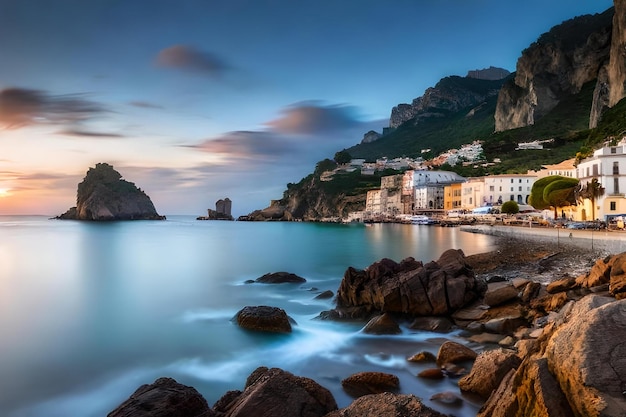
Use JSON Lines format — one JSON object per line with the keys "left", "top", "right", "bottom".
{"left": 389, "top": 74, "right": 508, "bottom": 129}
{"left": 495, "top": 7, "right": 615, "bottom": 131}
{"left": 57, "top": 163, "right": 165, "bottom": 221}
{"left": 240, "top": 168, "right": 381, "bottom": 221}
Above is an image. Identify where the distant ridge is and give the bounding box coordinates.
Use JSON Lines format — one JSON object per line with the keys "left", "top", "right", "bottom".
{"left": 466, "top": 66, "right": 510, "bottom": 80}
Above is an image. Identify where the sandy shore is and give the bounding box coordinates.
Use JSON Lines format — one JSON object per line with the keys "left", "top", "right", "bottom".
{"left": 462, "top": 225, "right": 616, "bottom": 284}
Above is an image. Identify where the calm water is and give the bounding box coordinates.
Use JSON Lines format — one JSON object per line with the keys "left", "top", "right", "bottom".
{"left": 0, "top": 216, "right": 496, "bottom": 417}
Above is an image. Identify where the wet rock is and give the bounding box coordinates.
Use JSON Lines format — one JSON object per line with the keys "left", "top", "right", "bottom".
{"left": 107, "top": 377, "right": 212, "bottom": 417}
{"left": 336, "top": 249, "right": 484, "bottom": 317}
{"left": 483, "top": 281, "right": 519, "bottom": 307}
{"left": 362, "top": 313, "right": 401, "bottom": 335}
{"left": 483, "top": 315, "right": 528, "bottom": 335}
{"left": 520, "top": 281, "right": 542, "bottom": 303}
{"left": 325, "top": 392, "right": 447, "bottom": 417}
{"left": 407, "top": 351, "right": 436, "bottom": 363}
{"left": 217, "top": 367, "right": 337, "bottom": 417}
{"left": 608, "top": 253, "right": 626, "bottom": 299}
{"left": 255, "top": 272, "right": 306, "bottom": 283}
{"left": 340, "top": 372, "right": 400, "bottom": 397}
{"left": 451, "top": 303, "right": 489, "bottom": 321}
{"left": 441, "top": 363, "right": 467, "bottom": 377}
{"left": 576, "top": 255, "right": 612, "bottom": 288}
{"left": 430, "top": 391, "right": 463, "bottom": 406}
{"left": 530, "top": 292, "right": 568, "bottom": 314}
{"left": 235, "top": 306, "right": 292, "bottom": 333}
{"left": 417, "top": 368, "right": 444, "bottom": 379}
{"left": 314, "top": 290, "right": 334, "bottom": 300}
{"left": 436, "top": 341, "right": 477, "bottom": 366}
{"left": 458, "top": 348, "right": 522, "bottom": 399}
{"left": 467, "top": 333, "right": 506, "bottom": 345}
{"left": 408, "top": 316, "right": 453, "bottom": 333}
{"left": 498, "top": 336, "right": 516, "bottom": 347}
{"left": 546, "top": 276, "right": 578, "bottom": 293}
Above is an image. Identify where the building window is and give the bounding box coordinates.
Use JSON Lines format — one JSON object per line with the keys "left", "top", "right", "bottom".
{"left": 499, "top": 186, "right": 502, "bottom": 191}
{"left": 611, "top": 147, "right": 617, "bottom": 154}
{"left": 615, "top": 178, "right": 620, "bottom": 194}
{"left": 489, "top": 185, "right": 494, "bottom": 191}
{"left": 519, "top": 179, "right": 522, "bottom": 183}
{"left": 510, "top": 179, "right": 514, "bottom": 183}
{"left": 611, "top": 201, "right": 617, "bottom": 211}
{"left": 510, "top": 187, "right": 514, "bottom": 191}
{"left": 519, "top": 186, "right": 522, "bottom": 191}
{"left": 510, "top": 195, "right": 514, "bottom": 201}
{"left": 614, "top": 161, "right": 619, "bottom": 175}
{"left": 593, "top": 164, "right": 599, "bottom": 176}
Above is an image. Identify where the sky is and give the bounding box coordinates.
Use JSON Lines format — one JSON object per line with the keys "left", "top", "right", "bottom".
{"left": 0, "top": 0, "right": 615, "bottom": 216}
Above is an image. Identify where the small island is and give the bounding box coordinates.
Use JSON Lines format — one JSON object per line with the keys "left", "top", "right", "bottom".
{"left": 197, "top": 198, "right": 234, "bottom": 221}
{"left": 56, "top": 163, "right": 166, "bottom": 221}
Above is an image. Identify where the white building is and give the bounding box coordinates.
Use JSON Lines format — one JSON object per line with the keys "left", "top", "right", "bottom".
{"left": 576, "top": 139, "right": 626, "bottom": 220}
{"left": 364, "top": 170, "right": 465, "bottom": 215}
{"left": 483, "top": 174, "right": 537, "bottom": 206}
{"left": 415, "top": 186, "right": 445, "bottom": 210}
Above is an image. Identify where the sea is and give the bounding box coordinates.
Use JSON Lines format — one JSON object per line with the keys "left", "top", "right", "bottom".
{"left": 0, "top": 215, "right": 498, "bottom": 417}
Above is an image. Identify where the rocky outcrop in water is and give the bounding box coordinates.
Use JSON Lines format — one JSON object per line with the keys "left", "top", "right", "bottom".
{"left": 215, "top": 367, "right": 337, "bottom": 417}
{"left": 234, "top": 306, "right": 294, "bottom": 333}
{"left": 57, "top": 163, "right": 165, "bottom": 221}
{"left": 495, "top": 8, "right": 614, "bottom": 131}
{"left": 333, "top": 249, "right": 485, "bottom": 318}
{"left": 107, "top": 377, "right": 212, "bottom": 417}
{"left": 107, "top": 247, "right": 626, "bottom": 417}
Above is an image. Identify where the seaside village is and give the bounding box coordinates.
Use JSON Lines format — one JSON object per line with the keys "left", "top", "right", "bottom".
{"left": 335, "top": 138, "right": 626, "bottom": 228}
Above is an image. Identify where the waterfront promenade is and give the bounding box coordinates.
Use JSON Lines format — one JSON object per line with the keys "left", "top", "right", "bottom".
{"left": 462, "top": 224, "right": 626, "bottom": 255}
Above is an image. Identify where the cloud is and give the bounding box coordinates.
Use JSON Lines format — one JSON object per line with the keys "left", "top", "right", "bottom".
{"left": 265, "top": 102, "right": 362, "bottom": 135}
{"left": 57, "top": 129, "right": 125, "bottom": 138}
{"left": 188, "top": 131, "right": 294, "bottom": 161}
{"left": 156, "top": 45, "right": 230, "bottom": 77}
{"left": 0, "top": 88, "right": 106, "bottom": 129}
{"left": 128, "top": 101, "right": 164, "bottom": 109}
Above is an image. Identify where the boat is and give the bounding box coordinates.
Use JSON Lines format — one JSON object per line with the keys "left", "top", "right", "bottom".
{"left": 410, "top": 215, "right": 437, "bottom": 225}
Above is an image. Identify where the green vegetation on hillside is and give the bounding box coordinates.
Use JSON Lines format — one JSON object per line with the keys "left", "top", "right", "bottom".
{"left": 346, "top": 76, "right": 506, "bottom": 161}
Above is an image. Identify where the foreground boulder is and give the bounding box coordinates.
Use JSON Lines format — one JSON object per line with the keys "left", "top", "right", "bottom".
{"left": 57, "top": 163, "right": 165, "bottom": 221}
{"left": 478, "top": 295, "right": 626, "bottom": 417}
{"left": 235, "top": 306, "right": 293, "bottom": 333}
{"left": 458, "top": 348, "right": 521, "bottom": 399}
{"left": 107, "top": 377, "right": 212, "bottom": 417}
{"left": 215, "top": 367, "right": 337, "bottom": 417}
{"left": 325, "top": 392, "right": 446, "bottom": 417}
{"left": 341, "top": 372, "right": 400, "bottom": 397}
{"left": 335, "top": 249, "right": 485, "bottom": 317}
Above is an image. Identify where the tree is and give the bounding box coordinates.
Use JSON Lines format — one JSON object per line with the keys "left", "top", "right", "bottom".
{"left": 530, "top": 175, "right": 579, "bottom": 218}
{"left": 314, "top": 159, "right": 337, "bottom": 174}
{"left": 334, "top": 150, "right": 352, "bottom": 165}
{"left": 501, "top": 200, "right": 520, "bottom": 214}
{"left": 578, "top": 177, "right": 605, "bottom": 221}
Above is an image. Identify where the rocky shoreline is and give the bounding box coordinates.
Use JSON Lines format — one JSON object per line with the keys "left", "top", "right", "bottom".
{"left": 107, "top": 235, "right": 626, "bottom": 417}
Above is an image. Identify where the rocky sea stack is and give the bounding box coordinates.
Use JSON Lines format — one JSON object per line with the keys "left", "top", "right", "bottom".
{"left": 57, "top": 163, "right": 165, "bottom": 221}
